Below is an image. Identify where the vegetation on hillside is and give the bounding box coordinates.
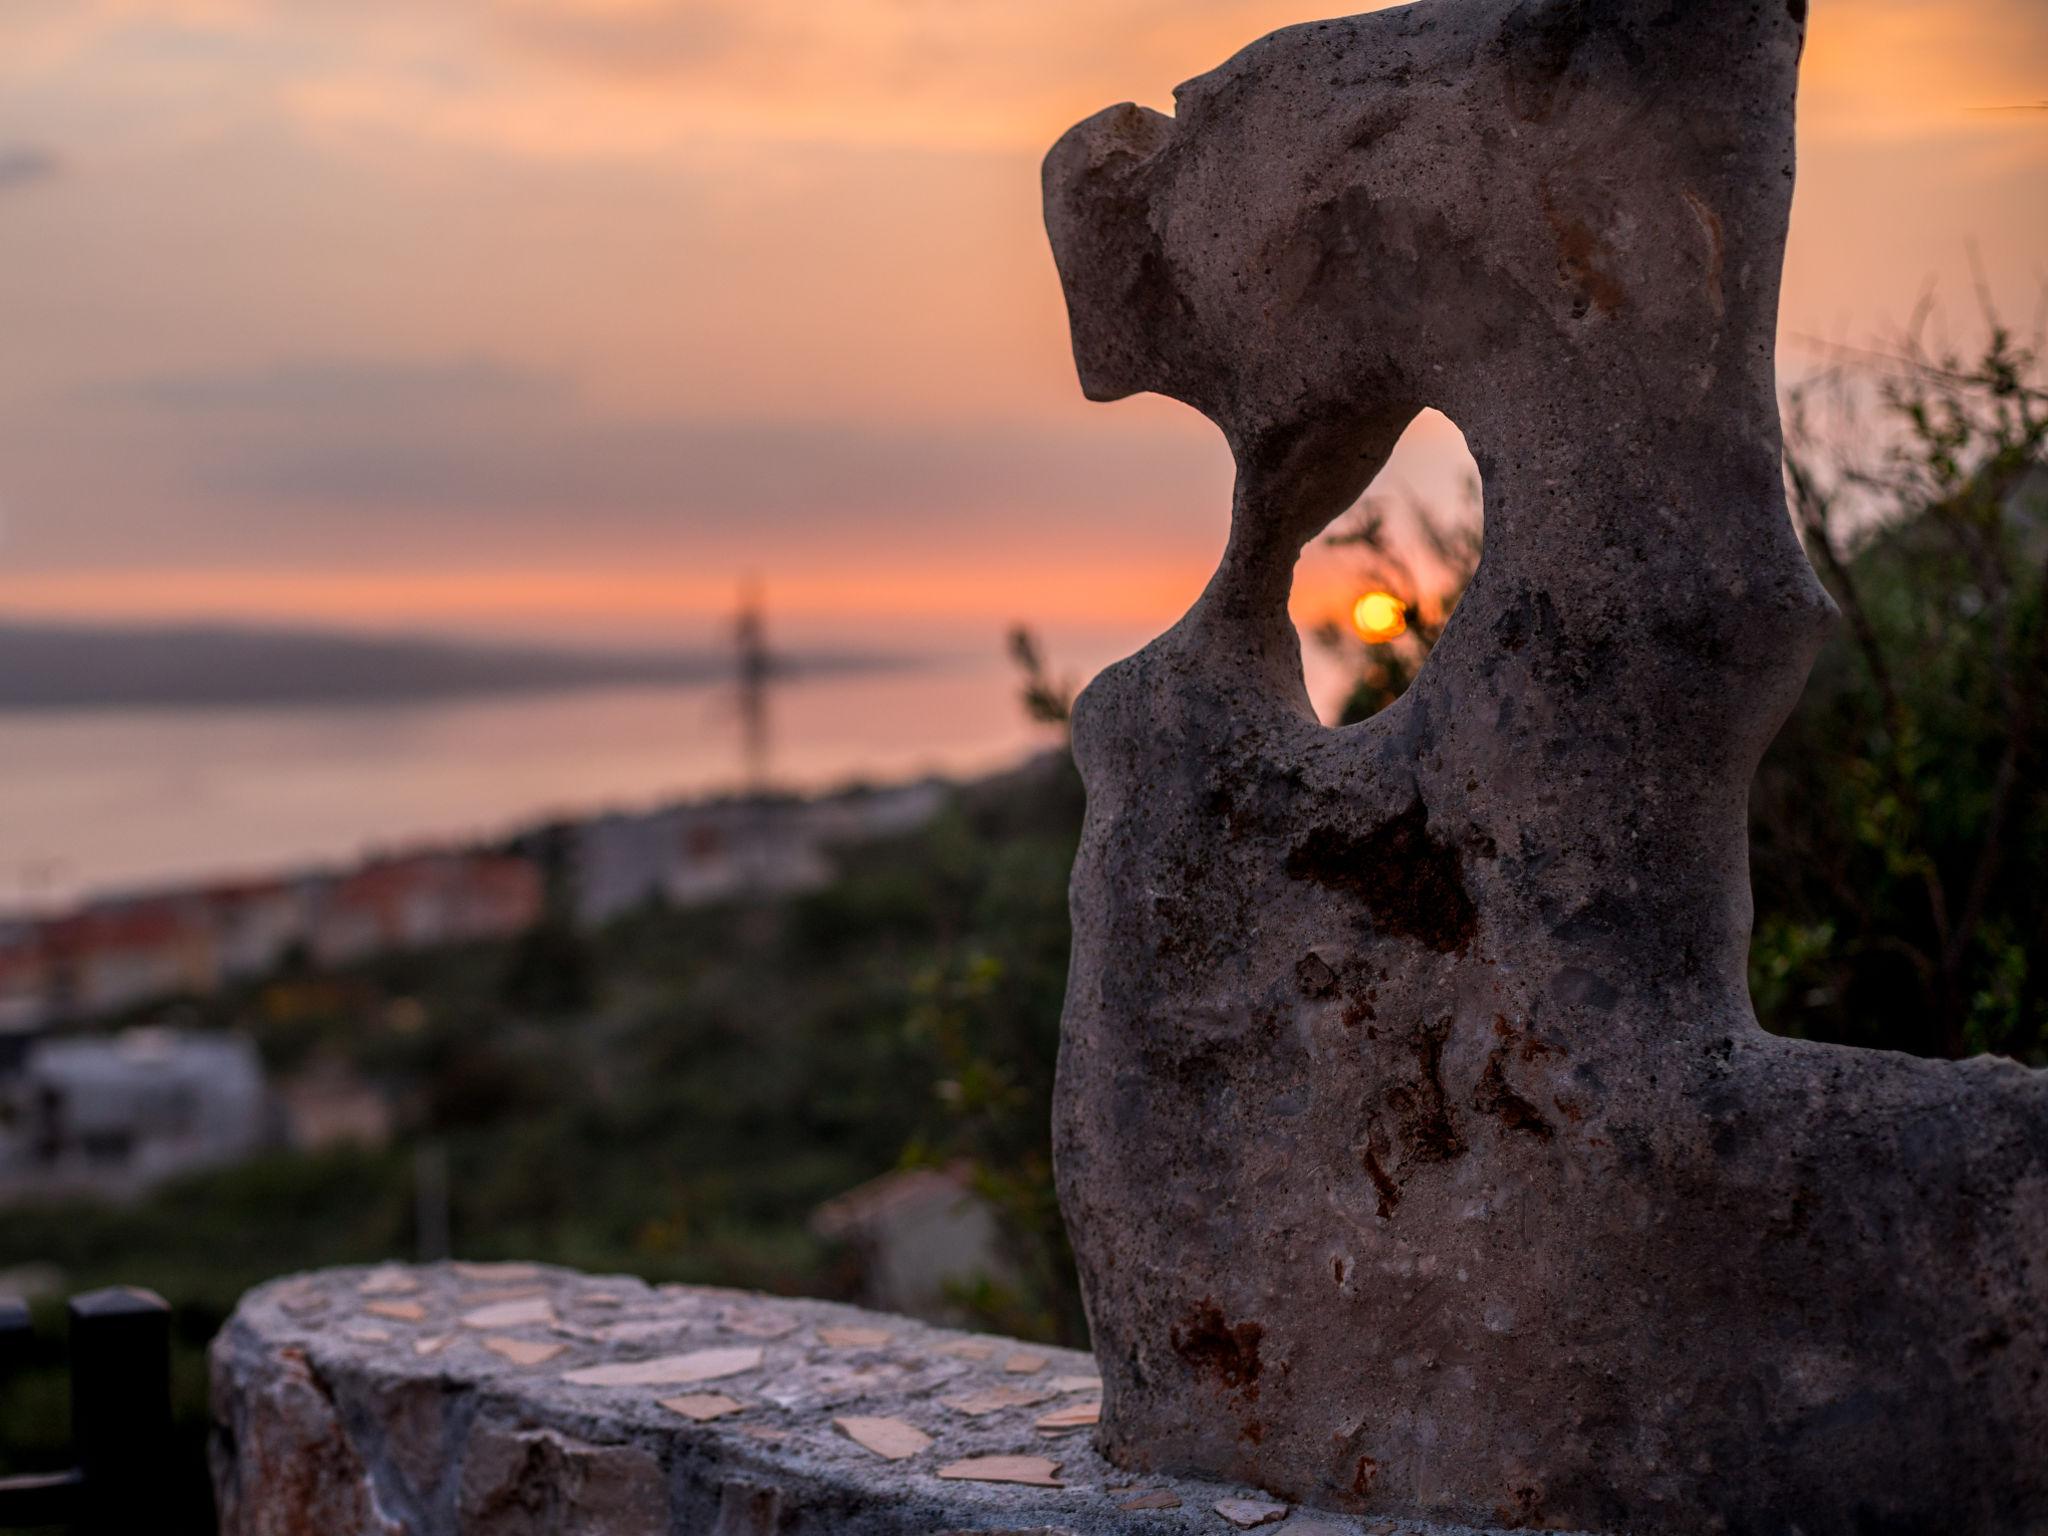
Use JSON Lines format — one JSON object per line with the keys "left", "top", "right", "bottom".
{"left": 0, "top": 755, "right": 1084, "bottom": 1532}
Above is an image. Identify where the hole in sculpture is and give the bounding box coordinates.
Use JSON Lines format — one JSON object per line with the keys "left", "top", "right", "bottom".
{"left": 1297, "top": 409, "right": 1482, "bottom": 726}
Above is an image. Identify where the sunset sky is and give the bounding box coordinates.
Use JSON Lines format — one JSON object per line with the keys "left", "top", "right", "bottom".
{"left": 0, "top": 0, "right": 2042, "bottom": 654}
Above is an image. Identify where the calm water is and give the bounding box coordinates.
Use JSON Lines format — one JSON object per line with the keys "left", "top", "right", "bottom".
{"left": 0, "top": 654, "right": 1059, "bottom": 907}
{"left": 0, "top": 623, "right": 1364, "bottom": 907}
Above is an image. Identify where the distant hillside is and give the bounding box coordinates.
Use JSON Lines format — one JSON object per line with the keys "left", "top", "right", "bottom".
{"left": 0, "top": 621, "right": 905, "bottom": 710}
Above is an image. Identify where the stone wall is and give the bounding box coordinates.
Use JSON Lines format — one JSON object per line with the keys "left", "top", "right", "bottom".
{"left": 211, "top": 1264, "right": 1578, "bottom": 1535}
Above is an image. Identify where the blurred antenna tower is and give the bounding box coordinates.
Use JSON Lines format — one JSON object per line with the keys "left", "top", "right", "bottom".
{"left": 735, "top": 575, "right": 771, "bottom": 798}
{"left": 734, "top": 577, "right": 777, "bottom": 907}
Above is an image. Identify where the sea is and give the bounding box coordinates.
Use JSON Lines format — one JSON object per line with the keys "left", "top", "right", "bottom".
{"left": 0, "top": 656, "right": 1024, "bottom": 909}
{"left": 0, "top": 613, "right": 1375, "bottom": 910}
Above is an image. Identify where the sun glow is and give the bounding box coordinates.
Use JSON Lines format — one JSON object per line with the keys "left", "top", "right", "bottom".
{"left": 1351, "top": 590, "right": 1408, "bottom": 644}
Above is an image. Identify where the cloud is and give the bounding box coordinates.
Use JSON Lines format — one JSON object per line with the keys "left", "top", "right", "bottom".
{"left": 194, "top": 413, "right": 1230, "bottom": 531}
{"left": 0, "top": 144, "right": 59, "bottom": 190}
{"left": 37, "top": 352, "right": 1238, "bottom": 568}
{"left": 95, "top": 356, "right": 570, "bottom": 414}
{"left": 493, "top": 2, "right": 741, "bottom": 80}
{"left": 280, "top": 0, "right": 1371, "bottom": 159}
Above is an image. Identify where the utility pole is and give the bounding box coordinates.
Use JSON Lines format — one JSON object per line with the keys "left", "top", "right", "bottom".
{"left": 735, "top": 576, "right": 770, "bottom": 800}
{"left": 733, "top": 578, "right": 775, "bottom": 906}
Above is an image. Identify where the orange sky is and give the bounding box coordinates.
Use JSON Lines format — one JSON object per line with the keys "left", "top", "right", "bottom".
{"left": 0, "top": 0, "right": 2041, "bottom": 650}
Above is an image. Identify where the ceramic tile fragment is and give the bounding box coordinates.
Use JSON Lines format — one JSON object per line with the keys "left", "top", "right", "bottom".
{"left": 451, "top": 1262, "right": 541, "bottom": 1282}
{"left": 365, "top": 1300, "right": 426, "bottom": 1323}
{"left": 816, "top": 1326, "right": 891, "bottom": 1349}
{"left": 1002, "top": 1351, "right": 1048, "bottom": 1375}
{"left": 1119, "top": 1489, "right": 1181, "bottom": 1511}
{"left": 597, "top": 1318, "right": 692, "bottom": 1345}
{"left": 344, "top": 1325, "right": 392, "bottom": 1343}
{"left": 935, "top": 1455, "right": 1062, "bottom": 1487}
{"left": 722, "top": 1310, "right": 800, "bottom": 1340}
{"left": 561, "top": 1346, "right": 761, "bottom": 1388}
{"left": 937, "top": 1338, "right": 996, "bottom": 1360}
{"left": 1048, "top": 1374, "right": 1102, "bottom": 1394}
{"left": 461, "top": 1296, "right": 555, "bottom": 1330}
{"left": 1034, "top": 1400, "right": 1101, "bottom": 1432}
{"left": 938, "top": 1385, "right": 1054, "bottom": 1417}
{"left": 483, "top": 1336, "right": 565, "bottom": 1366}
{"left": 413, "top": 1334, "right": 453, "bottom": 1357}
{"left": 833, "top": 1415, "right": 932, "bottom": 1460}
{"left": 660, "top": 1393, "right": 745, "bottom": 1422}
{"left": 358, "top": 1268, "right": 420, "bottom": 1296}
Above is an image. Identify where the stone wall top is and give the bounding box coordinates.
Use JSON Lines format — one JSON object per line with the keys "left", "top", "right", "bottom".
{"left": 210, "top": 1264, "right": 1583, "bottom": 1535}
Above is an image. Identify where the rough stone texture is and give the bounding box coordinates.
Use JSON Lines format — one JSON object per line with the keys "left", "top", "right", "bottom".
{"left": 1042, "top": 2, "right": 2048, "bottom": 1533}
{"left": 210, "top": 1265, "right": 1562, "bottom": 1535}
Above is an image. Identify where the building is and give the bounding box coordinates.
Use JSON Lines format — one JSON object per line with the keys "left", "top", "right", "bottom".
{"left": 0, "top": 1027, "right": 274, "bottom": 1203}
{"left": 0, "top": 925, "right": 51, "bottom": 1036}
{"left": 203, "top": 878, "right": 317, "bottom": 982}
{"left": 277, "top": 1054, "right": 392, "bottom": 1151}
{"left": 572, "top": 780, "right": 948, "bottom": 926}
{"left": 309, "top": 853, "right": 542, "bottom": 967}
{"left": 0, "top": 774, "right": 952, "bottom": 1023}
{"left": 40, "top": 898, "right": 217, "bottom": 1018}
{"left": 811, "top": 1163, "right": 1015, "bottom": 1323}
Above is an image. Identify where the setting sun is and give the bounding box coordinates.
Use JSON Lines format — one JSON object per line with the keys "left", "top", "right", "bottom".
{"left": 1351, "top": 590, "right": 1408, "bottom": 643}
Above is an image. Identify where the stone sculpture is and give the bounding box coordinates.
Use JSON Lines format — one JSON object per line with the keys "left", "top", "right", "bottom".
{"left": 1042, "top": 1, "right": 2048, "bottom": 1531}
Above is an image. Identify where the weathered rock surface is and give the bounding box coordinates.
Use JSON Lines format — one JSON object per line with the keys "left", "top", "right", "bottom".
{"left": 210, "top": 1264, "right": 1566, "bottom": 1534}
{"left": 1042, "top": 1, "right": 2048, "bottom": 1532}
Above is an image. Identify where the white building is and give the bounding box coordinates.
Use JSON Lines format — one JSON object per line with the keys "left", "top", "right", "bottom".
{"left": 573, "top": 781, "right": 948, "bottom": 926}
{"left": 0, "top": 1027, "right": 274, "bottom": 1202}
{"left": 205, "top": 879, "right": 318, "bottom": 982}
{"left": 812, "top": 1163, "right": 1016, "bottom": 1324}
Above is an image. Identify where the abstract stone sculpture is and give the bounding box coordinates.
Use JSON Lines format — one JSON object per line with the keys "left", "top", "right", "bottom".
{"left": 1042, "top": 2, "right": 2048, "bottom": 1532}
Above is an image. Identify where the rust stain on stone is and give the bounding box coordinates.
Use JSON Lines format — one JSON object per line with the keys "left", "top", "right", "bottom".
{"left": 1359, "top": 1130, "right": 1402, "bottom": 1220}
{"left": 1493, "top": 1013, "right": 1563, "bottom": 1062}
{"left": 1171, "top": 1301, "right": 1265, "bottom": 1400}
{"left": 1297, "top": 951, "right": 1338, "bottom": 997}
{"left": 1472, "top": 1052, "right": 1555, "bottom": 1139}
{"left": 1540, "top": 178, "right": 1626, "bottom": 315}
{"left": 1285, "top": 799, "right": 1477, "bottom": 954}
{"left": 1388, "top": 1016, "right": 1467, "bottom": 1163}
{"left": 1497, "top": 1482, "right": 1552, "bottom": 1529}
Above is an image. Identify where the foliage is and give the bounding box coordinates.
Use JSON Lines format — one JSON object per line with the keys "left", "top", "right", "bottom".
{"left": 899, "top": 756, "right": 1088, "bottom": 1345}
{"left": 1755, "top": 311, "right": 2046, "bottom": 1060}
{"left": 1007, "top": 625, "right": 1077, "bottom": 727}
{"left": 500, "top": 821, "right": 600, "bottom": 1015}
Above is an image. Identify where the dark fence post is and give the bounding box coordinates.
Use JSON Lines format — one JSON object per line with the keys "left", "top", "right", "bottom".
{"left": 69, "top": 1287, "right": 171, "bottom": 1536}
{"left": 0, "top": 1300, "right": 27, "bottom": 1372}
{"left": 0, "top": 1294, "right": 80, "bottom": 1528}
